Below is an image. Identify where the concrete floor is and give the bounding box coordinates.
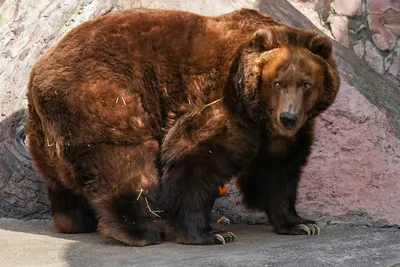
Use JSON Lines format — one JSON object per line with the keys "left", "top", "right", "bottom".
{"left": 1, "top": 219, "right": 400, "bottom": 267}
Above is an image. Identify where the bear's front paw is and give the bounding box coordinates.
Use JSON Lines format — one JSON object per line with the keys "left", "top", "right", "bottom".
{"left": 175, "top": 231, "right": 237, "bottom": 245}
{"left": 276, "top": 223, "right": 320, "bottom": 236}
{"left": 214, "top": 231, "right": 237, "bottom": 245}
{"left": 296, "top": 223, "right": 320, "bottom": 235}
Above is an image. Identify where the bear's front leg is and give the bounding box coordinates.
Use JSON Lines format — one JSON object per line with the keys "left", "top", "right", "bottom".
{"left": 160, "top": 157, "right": 237, "bottom": 245}
{"left": 238, "top": 144, "right": 320, "bottom": 236}
{"left": 264, "top": 172, "right": 320, "bottom": 236}
{"left": 159, "top": 112, "right": 260, "bottom": 245}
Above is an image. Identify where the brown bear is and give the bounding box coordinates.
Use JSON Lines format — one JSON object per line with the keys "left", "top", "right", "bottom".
{"left": 25, "top": 8, "right": 340, "bottom": 246}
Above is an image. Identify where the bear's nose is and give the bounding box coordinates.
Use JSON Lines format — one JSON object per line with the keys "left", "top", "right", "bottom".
{"left": 279, "top": 112, "right": 297, "bottom": 130}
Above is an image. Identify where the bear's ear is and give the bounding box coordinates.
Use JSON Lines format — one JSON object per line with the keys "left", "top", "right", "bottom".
{"left": 309, "top": 34, "right": 333, "bottom": 59}
{"left": 248, "top": 29, "right": 277, "bottom": 51}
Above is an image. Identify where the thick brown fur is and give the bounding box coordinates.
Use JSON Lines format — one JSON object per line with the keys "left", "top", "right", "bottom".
{"left": 26, "top": 8, "right": 340, "bottom": 246}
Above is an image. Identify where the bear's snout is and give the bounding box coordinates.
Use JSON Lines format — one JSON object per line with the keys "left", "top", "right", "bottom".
{"left": 279, "top": 112, "right": 297, "bottom": 130}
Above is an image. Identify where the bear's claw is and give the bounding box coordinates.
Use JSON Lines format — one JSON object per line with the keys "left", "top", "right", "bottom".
{"left": 214, "top": 231, "right": 237, "bottom": 244}
{"left": 215, "top": 234, "right": 225, "bottom": 244}
{"left": 297, "top": 224, "right": 320, "bottom": 236}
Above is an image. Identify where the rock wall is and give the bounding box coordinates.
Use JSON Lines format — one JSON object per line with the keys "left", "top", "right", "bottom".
{"left": 0, "top": 0, "right": 399, "bottom": 227}
{"left": 297, "top": 0, "right": 400, "bottom": 85}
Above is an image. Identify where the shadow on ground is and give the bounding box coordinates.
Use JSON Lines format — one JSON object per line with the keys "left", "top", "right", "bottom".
{"left": 1, "top": 219, "right": 400, "bottom": 267}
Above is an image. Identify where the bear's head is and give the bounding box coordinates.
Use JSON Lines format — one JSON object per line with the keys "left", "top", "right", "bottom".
{"left": 233, "top": 28, "right": 341, "bottom": 137}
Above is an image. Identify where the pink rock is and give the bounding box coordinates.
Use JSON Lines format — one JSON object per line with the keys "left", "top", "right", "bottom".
{"left": 298, "top": 81, "right": 400, "bottom": 225}
{"left": 382, "top": 8, "right": 400, "bottom": 36}
{"left": 388, "top": 60, "right": 400, "bottom": 80}
{"left": 367, "top": 0, "right": 390, "bottom": 14}
{"left": 330, "top": 15, "right": 349, "bottom": 46}
{"left": 388, "top": 45, "right": 400, "bottom": 80}
{"left": 368, "top": 3, "right": 400, "bottom": 51}
{"left": 368, "top": 14, "right": 397, "bottom": 51}
{"left": 332, "top": 0, "right": 361, "bottom": 16}
{"left": 371, "top": 33, "right": 393, "bottom": 51}
{"left": 390, "top": 0, "right": 400, "bottom": 11}
{"left": 364, "top": 41, "right": 384, "bottom": 73}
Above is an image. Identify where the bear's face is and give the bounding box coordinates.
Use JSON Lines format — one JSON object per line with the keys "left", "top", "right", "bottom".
{"left": 238, "top": 29, "right": 340, "bottom": 138}
{"left": 260, "top": 45, "right": 325, "bottom": 136}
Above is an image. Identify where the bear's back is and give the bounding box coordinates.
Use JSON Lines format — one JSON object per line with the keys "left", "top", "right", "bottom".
{"left": 32, "top": 8, "right": 277, "bottom": 80}
{"left": 28, "top": 8, "right": 280, "bottom": 119}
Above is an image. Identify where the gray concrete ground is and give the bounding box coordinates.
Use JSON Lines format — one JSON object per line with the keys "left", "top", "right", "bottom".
{"left": 1, "top": 219, "right": 400, "bottom": 267}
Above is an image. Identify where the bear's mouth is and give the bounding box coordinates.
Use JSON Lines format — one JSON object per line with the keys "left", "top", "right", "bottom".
{"left": 277, "top": 120, "right": 297, "bottom": 132}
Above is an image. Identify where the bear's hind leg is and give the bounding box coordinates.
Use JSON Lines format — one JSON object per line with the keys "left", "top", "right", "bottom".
{"left": 79, "top": 140, "right": 163, "bottom": 246}
{"left": 48, "top": 182, "right": 98, "bottom": 233}
{"left": 27, "top": 132, "right": 97, "bottom": 234}
{"left": 25, "top": 105, "right": 97, "bottom": 233}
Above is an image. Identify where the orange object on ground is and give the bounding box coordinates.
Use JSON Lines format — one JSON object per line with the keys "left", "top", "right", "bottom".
{"left": 218, "top": 185, "right": 227, "bottom": 197}
{"left": 217, "top": 216, "right": 230, "bottom": 224}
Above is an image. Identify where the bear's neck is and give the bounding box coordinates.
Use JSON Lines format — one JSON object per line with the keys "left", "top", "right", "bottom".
{"left": 222, "top": 50, "right": 267, "bottom": 128}
{"left": 264, "top": 120, "right": 314, "bottom": 157}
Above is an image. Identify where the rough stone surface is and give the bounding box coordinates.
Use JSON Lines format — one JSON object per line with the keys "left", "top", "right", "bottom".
{"left": 332, "top": 0, "right": 361, "bottom": 16}
{"left": 387, "top": 41, "right": 400, "bottom": 77}
{"left": 369, "top": 15, "right": 396, "bottom": 51}
{"left": 348, "top": 19, "right": 370, "bottom": 44}
{"left": 289, "top": 0, "right": 333, "bottom": 36}
{"left": 1, "top": 219, "right": 400, "bottom": 267}
{"left": 364, "top": 40, "right": 385, "bottom": 73}
{"left": 297, "top": 80, "right": 400, "bottom": 224}
{"left": 329, "top": 15, "right": 349, "bottom": 46}
{"left": 315, "top": 0, "right": 331, "bottom": 22}
{"left": 0, "top": 110, "right": 50, "bottom": 219}
{"left": 353, "top": 41, "right": 365, "bottom": 58}
{"left": 367, "top": 0, "right": 392, "bottom": 14}
{"left": 367, "top": 0, "right": 400, "bottom": 51}
{"left": 311, "top": 0, "right": 400, "bottom": 83}
{"left": 1, "top": 0, "right": 400, "bottom": 228}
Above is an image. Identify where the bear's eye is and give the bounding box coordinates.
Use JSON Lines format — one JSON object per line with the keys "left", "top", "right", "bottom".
{"left": 302, "top": 83, "right": 311, "bottom": 90}
{"left": 273, "top": 82, "right": 281, "bottom": 89}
